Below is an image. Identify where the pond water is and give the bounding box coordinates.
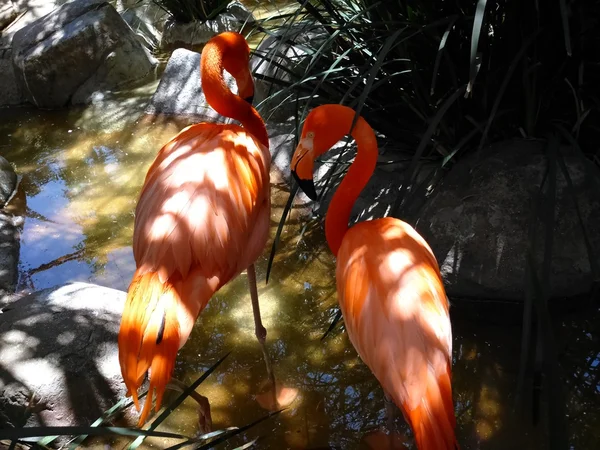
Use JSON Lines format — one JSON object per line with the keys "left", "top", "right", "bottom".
{"left": 1, "top": 3, "right": 599, "bottom": 449}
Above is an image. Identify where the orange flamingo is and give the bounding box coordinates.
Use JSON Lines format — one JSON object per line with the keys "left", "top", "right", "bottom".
{"left": 118, "top": 31, "right": 272, "bottom": 426}
{"left": 290, "top": 104, "right": 459, "bottom": 449}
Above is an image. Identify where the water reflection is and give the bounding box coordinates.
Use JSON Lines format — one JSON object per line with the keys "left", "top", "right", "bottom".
{"left": 0, "top": 92, "right": 599, "bottom": 450}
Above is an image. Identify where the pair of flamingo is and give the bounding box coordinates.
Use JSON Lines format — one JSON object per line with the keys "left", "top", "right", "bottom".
{"left": 118, "top": 31, "right": 459, "bottom": 449}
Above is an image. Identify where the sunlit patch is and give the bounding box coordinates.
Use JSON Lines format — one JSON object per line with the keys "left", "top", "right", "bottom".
{"left": 255, "top": 379, "right": 299, "bottom": 411}
{"left": 474, "top": 384, "right": 502, "bottom": 441}
{"left": 56, "top": 331, "right": 75, "bottom": 345}
{"left": 228, "top": 286, "right": 278, "bottom": 336}
{"left": 150, "top": 213, "right": 177, "bottom": 240}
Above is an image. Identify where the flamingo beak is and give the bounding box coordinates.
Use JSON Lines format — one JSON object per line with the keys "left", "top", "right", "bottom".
{"left": 291, "top": 169, "right": 318, "bottom": 201}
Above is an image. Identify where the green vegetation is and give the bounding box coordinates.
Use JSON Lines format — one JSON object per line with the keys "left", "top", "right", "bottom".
{"left": 251, "top": 1, "right": 600, "bottom": 448}
{"left": 252, "top": 0, "right": 599, "bottom": 211}
{"left": 2, "top": 353, "right": 281, "bottom": 449}
{"left": 152, "top": 0, "right": 232, "bottom": 22}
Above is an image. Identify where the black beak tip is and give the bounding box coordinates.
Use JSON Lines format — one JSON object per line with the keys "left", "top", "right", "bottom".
{"left": 243, "top": 95, "right": 254, "bottom": 106}
{"left": 291, "top": 170, "right": 318, "bottom": 201}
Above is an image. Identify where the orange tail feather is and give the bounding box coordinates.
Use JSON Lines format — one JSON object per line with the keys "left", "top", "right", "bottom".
{"left": 118, "top": 270, "right": 180, "bottom": 426}
{"left": 403, "top": 368, "right": 459, "bottom": 450}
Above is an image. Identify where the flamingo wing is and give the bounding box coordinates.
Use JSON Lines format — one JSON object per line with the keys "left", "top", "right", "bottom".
{"left": 133, "top": 122, "right": 270, "bottom": 281}
{"left": 336, "top": 217, "right": 457, "bottom": 450}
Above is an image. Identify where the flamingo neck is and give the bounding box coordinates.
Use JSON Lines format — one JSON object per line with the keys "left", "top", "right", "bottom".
{"left": 325, "top": 117, "right": 378, "bottom": 257}
{"left": 200, "top": 42, "right": 269, "bottom": 149}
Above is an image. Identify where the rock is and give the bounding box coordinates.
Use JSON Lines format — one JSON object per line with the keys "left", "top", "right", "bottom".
{"left": 0, "top": 156, "right": 17, "bottom": 208}
{"left": 0, "top": 0, "right": 18, "bottom": 31}
{"left": 145, "top": 47, "right": 236, "bottom": 123}
{"left": 120, "top": 7, "right": 163, "bottom": 51}
{"left": 160, "top": 1, "right": 255, "bottom": 49}
{"left": 414, "top": 139, "right": 600, "bottom": 302}
{"left": 0, "top": 157, "right": 23, "bottom": 300}
{"left": 0, "top": 47, "right": 25, "bottom": 107}
{"left": 251, "top": 22, "right": 328, "bottom": 122}
{"left": 11, "top": 0, "right": 158, "bottom": 108}
{"left": 113, "top": 0, "right": 169, "bottom": 33}
{"left": 0, "top": 283, "right": 134, "bottom": 433}
{"left": 0, "top": 211, "right": 22, "bottom": 300}
{"left": 0, "top": 1, "right": 59, "bottom": 48}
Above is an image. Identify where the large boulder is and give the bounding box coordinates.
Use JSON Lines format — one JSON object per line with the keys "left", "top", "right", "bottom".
{"left": 0, "top": 1, "right": 18, "bottom": 31}
{"left": 0, "top": 48, "right": 24, "bottom": 107}
{"left": 11, "top": 0, "right": 158, "bottom": 108}
{"left": 0, "top": 156, "right": 17, "bottom": 208}
{"left": 145, "top": 47, "right": 236, "bottom": 123}
{"left": 160, "top": 1, "right": 255, "bottom": 49}
{"left": 414, "top": 139, "right": 600, "bottom": 303}
{"left": 0, "top": 1, "right": 60, "bottom": 48}
{"left": 0, "top": 283, "right": 133, "bottom": 431}
{"left": 0, "top": 211, "right": 22, "bottom": 300}
{"left": 0, "top": 156, "right": 21, "bottom": 300}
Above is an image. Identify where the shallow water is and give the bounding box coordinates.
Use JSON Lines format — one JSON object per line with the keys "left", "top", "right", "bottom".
{"left": 1, "top": 15, "right": 599, "bottom": 450}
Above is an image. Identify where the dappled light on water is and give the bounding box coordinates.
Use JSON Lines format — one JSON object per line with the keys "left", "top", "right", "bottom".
{"left": 1, "top": 95, "right": 599, "bottom": 449}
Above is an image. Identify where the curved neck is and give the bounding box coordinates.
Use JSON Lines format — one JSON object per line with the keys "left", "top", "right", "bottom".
{"left": 325, "top": 116, "right": 378, "bottom": 256}
{"left": 200, "top": 41, "right": 269, "bottom": 149}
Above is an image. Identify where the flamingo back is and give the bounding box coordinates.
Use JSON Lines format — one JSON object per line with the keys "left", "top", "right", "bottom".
{"left": 336, "top": 217, "right": 458, "bottom": 449}
{"left": 133, "top": 122, "right": 271, "bottom": 289}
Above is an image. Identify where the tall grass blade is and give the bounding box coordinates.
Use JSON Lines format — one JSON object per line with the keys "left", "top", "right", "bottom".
{"left": 555, "top": 136, "right": 600, "bottom": 282}
{"left": 127, "top": 352, "right": 231, "bottom": 450}
{"left": 466, "top": 0, "right": 487, "bottom": 96}
{"left": 537, "top": 134, "right": 569, "bottom": 449}
{"left": 515, "top": 192, "right": 542, "bottom": 410}
{"left": 558, "top": 0, "right": 572, "bottom": 56}
{"left": 165, "top": 410, "right": 284, "bottom": 450}
{"left": 431, "top": 15, "right": 458, "bottom": 96}
{"left": 478, "top": 30, "right": 540, "bottom": 150}
{"left": 320, "top": 309, "right": 343, "bottom": 341}
{"left": 392, "top": 84, "right": 467, "bottom": 216}
{"left": 0, "top": 427, "right": 186, "bottom": 440}
{"left": 555, "top": 124, "right": 600, "bottom": 193}
{"left": 265, "top": 184, "right": 299, "bottom": 284}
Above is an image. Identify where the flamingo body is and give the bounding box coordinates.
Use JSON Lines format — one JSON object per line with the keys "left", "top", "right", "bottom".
{"left": 134, "top": 123, "right": 270, "bottom": 290}
{"left": 289, "top": 104, "right": 458, "bottom": 449}
{"left": 118, "top": 31, "right": 272, "bottom": 426}
{"left": 336, "top": 217, "right": 456, "bottom": 450}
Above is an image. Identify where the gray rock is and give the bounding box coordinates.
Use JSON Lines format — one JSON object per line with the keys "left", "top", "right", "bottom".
{"left": 121, "top": 7, "right": 163, "bottom": 51}
{"left": 11, "top": 0, "right": 158, "bottom": 108}
{"left": 0, "top": 211, "right": 22, "bottom": 299}
{"left": 0, "top": 47, "right": 25, "bottom": 107}
{"left": 0, "top": 0, "right": 59, "bottom": 48}
{"left": 0, "top": 0, "right": 18, "bottom": 31}
{"left": 414, "top": 139, "right": 600, "bottom": 302}
{"left": 0, "top": 282, "right": 133, "bottom": 432}
{"left": 160, "top": 1, "right": 255, "bottom": 49}
{"left": 251, "top": 22, "right": 328, "bottom": 122}
{"left": 0, "top": 156, "right": 17, "bottom": 208}
{"left": 145, "top": 47, "right": 236, "bottom": 123}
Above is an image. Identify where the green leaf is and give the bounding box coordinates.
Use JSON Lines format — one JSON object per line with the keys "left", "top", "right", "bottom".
{"left": 127, "top": 352, "right": 230, "bottom": 450}
{"left": 466, "top": 0, "right": 487, "bottom": 96}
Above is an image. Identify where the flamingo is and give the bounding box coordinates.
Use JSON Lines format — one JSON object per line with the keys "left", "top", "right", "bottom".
{"left": 290, "top": 104, "right": 459, "bottom": 449}
{"left": 118, "top": 31, "right": 272, "bottom": 427}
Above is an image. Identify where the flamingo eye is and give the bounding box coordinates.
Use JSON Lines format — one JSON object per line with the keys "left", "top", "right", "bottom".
{"left": 306, "top": 132, "right": 315, "bottom": 138}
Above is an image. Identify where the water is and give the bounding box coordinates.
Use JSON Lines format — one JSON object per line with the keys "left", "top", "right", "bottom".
{"left": 1, "top": 11, "right": 599, "bottom": 450}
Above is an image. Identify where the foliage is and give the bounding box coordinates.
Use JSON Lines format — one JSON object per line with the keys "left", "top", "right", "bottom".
{"left": 251, "top": 0, "right": 600, "bottom": 213}
{"left": 252, "top": 1, "right": 600, "bottom": 448}
{"left": 2, "top": 353, "right": 279, "bottom": 449}
{"left": 152, "top": 0, "right": 232, "bottom": 23}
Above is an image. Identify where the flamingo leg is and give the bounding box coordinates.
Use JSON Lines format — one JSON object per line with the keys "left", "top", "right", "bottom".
{"left": 384, "top": 391, "right": 398, "bottom": 434}
{"left": 166, "top": 378, "right": 212, "bottom": 435}
{"left": 246, "top": 264, "right": 280, "bottom": 408}
{"left": 247, "top": 263, "right": 267, "bottom": 343}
